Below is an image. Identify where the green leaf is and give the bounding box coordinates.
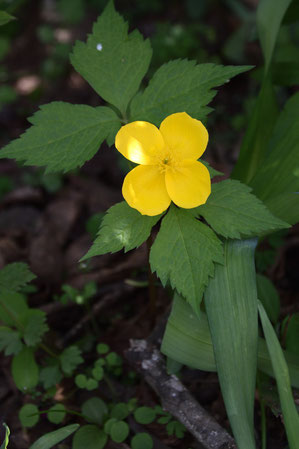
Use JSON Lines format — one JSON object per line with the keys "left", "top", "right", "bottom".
{"left": 47, "top": 404, "right": 66, "bottom": 424}
{"left": 200, "top": 160, "right": 223, "bottom": 179}
{"left": 162, "top": 293, "right": 299, "bottom": 389}
{"left": 82, "top": 201, "right": 161, "bottom": 260}
{"left": 70, "top": 1, "right": 152, "bottom": 115}
{"left": 258, "top": 301, "right": 299, "bottom": 449}
{"left": 23, "top": 309, "right": 48, "bottom": 346}
{"left": 204, "top": 239, "right": 258, "bottom": 449}
{"left": 256, "top": 274, "right": 280, "bottom": 324}
{"left": 110, "top": 403, "right": 129, "bottom": 420}
{"left": 231, "top": 77, "right": 279, "bottom": 183}
{"left": 0, "top": 423, "right": 10, "bottom": 449}
{"left": 0, "top": 263, "right": 36, "bottom": 292}
{"left": 0, "top": 11, "right": 16, "bottom": 26}
{"left": 0, "top": 103, "right": 120, "bottom": 173}
{"left": 12, "top": 346, "right": 39, "bottom": 391}
{"left": 257, "top": 0, "right": 292, "bottom": 73}
{"left": 19, "top": 404, "right": 39, "bottom": 428}
{"left": 150, "top": 206, "right": 223, "bottom": 314}
{"left": 134, "top": 407, "right": 156, "bottom": 425}
{"left": 72, "top": 425, "right": 107, "bottom": 449}
{"left": 264, "top": 192, "right": 299, "bottom": 225}
{"left": 29, "top": 424, "right": 79, "bottom": 449}
{"left": 0, "top": 326, "right": 23, "bottom": 355}
{"left": 285, "top": 313, "right": 299, "bottom": 356}
{"left": 272, "top": 62, "right": 299, "bottom": 86}
{"left": 196, "top": 179, "right": 289, "bottom": 239}
{"left": 250, "top": 92, "right": 299, "bottom": 201}
{"left": 110, "top": 421, "right": 129, "bottom": 443}
{"left": 0, "top": 290, "right": 28, "bottom": 327}
{"left": 81, "top": 397, "right": 108, "bottom": 424}
{"left": 40, "top": 365, "right": 62, "bottom": 389}
{"left": 59, "top": 345, "right": 83, "bottom": 375}
{"left": 75, "top": 373, "right": 87, "bottom": 388}
{"left": 130, "top": 60, "right": 252, "bottom": 125}
{"left": 131, "top": 433, "right": 153, "bottom": 449}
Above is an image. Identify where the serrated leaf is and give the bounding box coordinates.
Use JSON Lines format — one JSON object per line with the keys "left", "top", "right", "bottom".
{"left": 29, "top": 424, "right": 79, "bottom": 449}
{"left": 0, "top": 326, "right": 23, "bottom": 355}
{"left": 0, "top": 102, "right": 120, "bottom": 173}
{"left": 70, "top": 1, "right": 152, "bottom": 115}
{"left": 130, "top": 60, "right": 252, "bottom": 125}
{"left": 0, "top": 262, "right": 36, "bottom": 292}
{"left": 59, "top": 345, "right": 83, "bottom": 375}
{"left": 200, "top": 160, "right": 223, "bottom": 178}
{"left": 250, "top": 92, "right": 299, "bottom": 202}
{"left": 195, "top": 179, "right": 289, "bottom": 239}
{"left": 150, "top": 205, "right": 223, "bottom": 314}
{"left": 40, "top": 365, "right": 62, "bottom": 389}
{"left": 82, "top": 201, "right": 161, "bottom": 260}
{"left": 23, "top": 309, "right": 48, "bottom": 346}
{"left": 12, "top": 346, "right": 39, "bottom": 391}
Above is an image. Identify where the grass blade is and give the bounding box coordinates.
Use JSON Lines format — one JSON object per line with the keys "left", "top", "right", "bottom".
{"left": 258, "top": 301, "right": 299, "bottom": 448}
{"left": 204, "top": 239, "right": 258, "bottom": 449}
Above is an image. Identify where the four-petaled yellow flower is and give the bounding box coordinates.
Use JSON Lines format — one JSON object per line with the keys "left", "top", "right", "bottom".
{"left": 115, "top": 112, "right": 211, "bottom": 216}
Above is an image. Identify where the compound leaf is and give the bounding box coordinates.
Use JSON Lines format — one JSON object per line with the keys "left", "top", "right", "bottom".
{"left": 70, "top": 1, "right": 152, "bottom": 115}
{"left": 130, "top": 60, "right": 251, "bottom": 125}
{"left": 0, "top": 327, "right": 23, "bottom": 355}
{"left": 59, "top": 345, "right": 83, "bottom": 375}
{"left": 82, "top": 201, "right": 161, "bottom": 260}
{"left": 196, "top": 179, "right": 289, "bottom": 239}
{"left": 23, "top": 309, "right": 49, "bottom": 347}
{"left": 0, "top": 102, "right": 120, "bottom": 173}
{"left": 150, "top": 205, "right": 223, "bottom": 315}
{"left": 0, "top": 262, "right": 36, "bottom": 292}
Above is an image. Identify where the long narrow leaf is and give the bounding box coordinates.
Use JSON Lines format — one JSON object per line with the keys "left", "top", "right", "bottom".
{"left": 204, "top": 239, "right": 258, "bottom": 449}
{"left": 257, "top": 0, "right": 292, "bottom": 73}
{"left": 258, "top": 302, "right": 299, "bottom": 448}
{"left": 161, "top": 293, "right": 299, "bottom": 388}
{"left": 29, "top": 424, "right": 79, "bottom": 449}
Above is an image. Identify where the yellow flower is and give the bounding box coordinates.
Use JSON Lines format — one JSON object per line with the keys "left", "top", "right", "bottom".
{"left": 115, "top": 112, "right": 211, "bottom": 216}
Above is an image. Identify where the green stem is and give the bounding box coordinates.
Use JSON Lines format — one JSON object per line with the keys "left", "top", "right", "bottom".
{"left": 257, "top": 374, "right": 267, "bottom": 449}
{"left": 146, "top": 234, "right": 157, "bottom": 318}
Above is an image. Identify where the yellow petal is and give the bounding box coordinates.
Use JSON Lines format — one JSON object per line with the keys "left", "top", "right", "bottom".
{"left": 165, "top": 160, "right": 211, "bottom": 209}
{"left": 122, "top": 165, "right": 171, "bottom": 216}
{"left": 159, "top": 112, "right": 208, "bottom": 161}
{"left": 115, "top": 121, "right": 165, "bottom": 165}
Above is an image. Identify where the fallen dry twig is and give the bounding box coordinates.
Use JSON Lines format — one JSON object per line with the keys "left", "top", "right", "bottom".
{"left": 125, "top": 339, "right": 237, "bottom": 449}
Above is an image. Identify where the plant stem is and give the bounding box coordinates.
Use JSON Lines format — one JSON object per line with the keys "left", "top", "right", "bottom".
{"left": 257, "top": 375, "right": 267, "bottom": 449}
{"left": 146, "top": 234, "right": 157, "bottom": 318}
